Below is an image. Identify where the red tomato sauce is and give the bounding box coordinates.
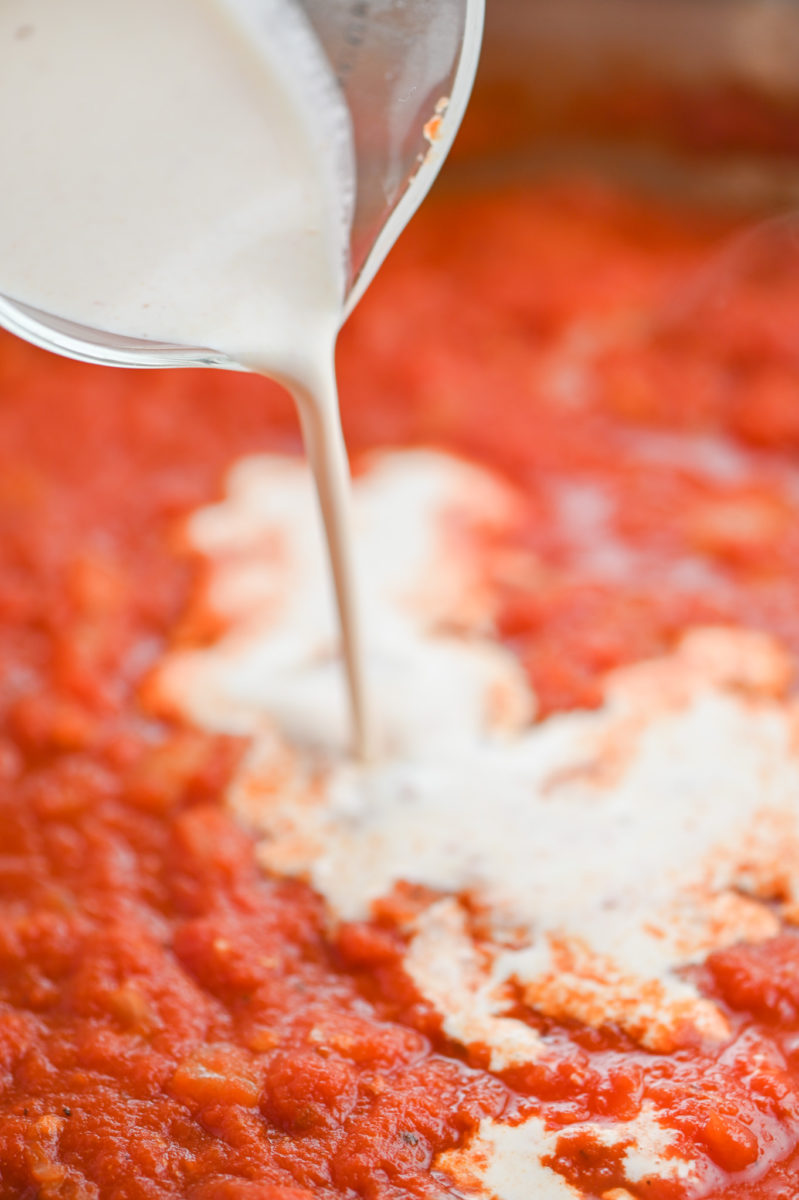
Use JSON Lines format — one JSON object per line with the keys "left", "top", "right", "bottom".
{"left": 2, "top": 178, "right": 799, "bottom": 1198}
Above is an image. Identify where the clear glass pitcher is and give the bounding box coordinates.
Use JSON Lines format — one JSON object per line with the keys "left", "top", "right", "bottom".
{"left": 0, "top": 0, "right": 484, "bottom": 371}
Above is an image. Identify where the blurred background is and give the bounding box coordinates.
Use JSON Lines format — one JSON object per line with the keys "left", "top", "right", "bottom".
{"left": 454, "top": 0, "right": 799, "bottom": 209}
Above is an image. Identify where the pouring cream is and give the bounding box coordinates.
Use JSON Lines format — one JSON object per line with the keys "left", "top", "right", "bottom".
{"left": 0, "top": 0, "right": 370, "bottom": 754}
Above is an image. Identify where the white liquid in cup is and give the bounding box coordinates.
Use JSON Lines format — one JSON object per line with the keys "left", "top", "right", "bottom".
{"left": 0, "top": 0, "right": 371, "bottom": 754}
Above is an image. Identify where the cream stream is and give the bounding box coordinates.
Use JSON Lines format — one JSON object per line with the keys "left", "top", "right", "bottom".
{"left": 0, "top": 0, "right": 370, "bottom": 753}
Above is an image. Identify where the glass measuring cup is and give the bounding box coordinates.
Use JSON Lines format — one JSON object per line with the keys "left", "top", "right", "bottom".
{"left": 0, "top": 0, "right": 485, "bottom": 370}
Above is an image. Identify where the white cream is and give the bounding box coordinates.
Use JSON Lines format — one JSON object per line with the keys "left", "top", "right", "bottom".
{"left": 158, "top": 448, "right": 799, "bottom": 1052}
{"left": 164, "top": 450, "right": 530, "bottom": 753}
{"left": 439, "top": 1118, "right": 584, "bottom": 1200}
{"left": 158, "top": 447, "right": 799, "bottom": 1195}
{"left": 0, "top": 0, "right": 351, "bottom": 369}
{"left": 0, "top": 0, "right": 370, "bottom": 752}
{"left": 439, "top": 1105, "right": 700, "bottom": 1200}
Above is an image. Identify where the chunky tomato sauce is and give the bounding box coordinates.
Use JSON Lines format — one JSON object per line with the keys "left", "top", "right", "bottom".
{"left": 2, "top": 178, "right": 799, "bottom": 1198}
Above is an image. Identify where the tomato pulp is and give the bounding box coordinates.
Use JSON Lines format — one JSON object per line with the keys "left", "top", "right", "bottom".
{"left": 2, "top": 179, "right": 799, "bottom": 1197}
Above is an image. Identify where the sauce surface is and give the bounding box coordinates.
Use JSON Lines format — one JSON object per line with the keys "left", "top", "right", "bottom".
{"left": 2, "top": 178, "right": 799, "bottom": 1197}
